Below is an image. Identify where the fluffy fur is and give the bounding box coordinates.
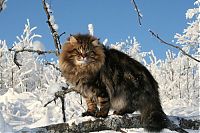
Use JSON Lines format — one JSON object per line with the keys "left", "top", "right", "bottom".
{"left": 59, "top": 34, "right": 168, "bottom": 132}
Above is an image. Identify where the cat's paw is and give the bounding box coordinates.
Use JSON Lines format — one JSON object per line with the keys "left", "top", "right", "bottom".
{"left": 95, "top": 111, "right": 108, "bottom": 118}
{"left": 113, "top": 111, "right": 121, "bottom": 115}
{"left": 82, "top": 111, "right": 96, "bottom": 117}
{"left": 113, "top": 109, "right": 134, "bottom": 115}
{"left": 113, "top": 110, "right": 126, "bottom": 115}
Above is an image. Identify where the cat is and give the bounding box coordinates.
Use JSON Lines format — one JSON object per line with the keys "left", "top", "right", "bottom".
{"left": 59, "top": 34, "right": 168, "bottom": 132}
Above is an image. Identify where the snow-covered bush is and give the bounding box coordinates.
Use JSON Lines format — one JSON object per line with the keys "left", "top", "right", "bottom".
{"left": 0, "top": 20, "right": 62, "bottom": 94}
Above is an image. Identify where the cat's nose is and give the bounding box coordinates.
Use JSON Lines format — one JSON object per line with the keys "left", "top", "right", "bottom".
{"left": 80, "top": 55, "right": 87, "bottom": 60}
{"left": 81, "top": 53, "right": 87, "bottom": 58}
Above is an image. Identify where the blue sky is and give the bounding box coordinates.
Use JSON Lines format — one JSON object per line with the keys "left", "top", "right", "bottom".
{"left": 0, "top": 0, "right": 194, "bottom": 60}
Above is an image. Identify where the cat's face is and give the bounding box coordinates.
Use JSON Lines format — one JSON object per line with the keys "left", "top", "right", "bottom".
{"left": 72, "top": 40, "right": 96, "bottom": 65}
{"left": 61, "top": 35, "right": 105, "bottom": 67}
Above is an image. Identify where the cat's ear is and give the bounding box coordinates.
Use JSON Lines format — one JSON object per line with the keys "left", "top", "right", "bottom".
{"left": 92, "top": 39, "right": 99, "bottom": 46}
{"left": 69, "top": 36, "right": 78, "bottom": 44}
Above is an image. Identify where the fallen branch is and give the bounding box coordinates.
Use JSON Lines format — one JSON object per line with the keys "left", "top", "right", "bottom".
{"left": 24, "top": 114, "right": 199, "bottom": 133}
{"left": 130, "top": 0, "right": 142, "bottom": 26}
{"left": 149, "top": 30, "right": 200, "bottom": 63}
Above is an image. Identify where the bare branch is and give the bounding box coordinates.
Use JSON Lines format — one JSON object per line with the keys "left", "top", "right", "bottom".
{"left": 42, "top": 0, "right": 61, "bottom": 56}
{"left": 57, "top": 32, "right": 66, "bottom": 47}
{"left": 149, "top": 30, "right": 200, "bottom": 63}
{"left": 13, "top": 51, "right": 22, "bottom": 69}
{"left": 44, "top": 61, "right": 61, "bottom": 72}
{"left": 130, "top": 0, "right": 142, "bottom": 26}
{"left": 59, "top": 32, "right": 66, "bottom": 38}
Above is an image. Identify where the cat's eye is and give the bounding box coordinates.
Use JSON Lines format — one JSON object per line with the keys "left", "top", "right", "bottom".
{"left": 85, "top": 49, "right": 90, "bottom": 54}
{"left": 69, "top": 49, "right": 79, "bottom": 55}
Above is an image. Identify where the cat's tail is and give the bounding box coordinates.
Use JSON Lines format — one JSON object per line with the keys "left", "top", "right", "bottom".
{"left": 139, "top": 91, "right": 169, "bottom": 132}
{"left": 142, "top": 110, "right": 169, "bottom": 132}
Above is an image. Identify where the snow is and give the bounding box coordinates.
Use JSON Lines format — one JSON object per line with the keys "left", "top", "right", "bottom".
{"left": 0, "top": 1, "right": 199, "bottom": 133}
{"left": 32, "top": 41, "right": 45, "bottom": 51}
{"left": 0, "top": 111, "right": 13, "bottom": 133}
{"left": 103, "top": 38, "right": 109, "bottom": 45}
{"left": 0, "top": 0, "right": 7, "bottom": 11}
{"left": 88, "top": 24, "right": 94, "bottom": 36}
{"left": 0, "top": 87, "right": 199, "bottom": 133}
{"left": 45, "top": 3, "right": 59, "bottom": 31}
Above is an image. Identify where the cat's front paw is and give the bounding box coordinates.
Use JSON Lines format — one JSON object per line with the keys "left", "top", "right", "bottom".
{"left": 82, "top": 111, "right": 96, "bottom": 117}
{"left": 113, "top": 110, "right": 127, "bottom": 115}
{"left": 95, "top": 111, "right": 108, "bottom": 118}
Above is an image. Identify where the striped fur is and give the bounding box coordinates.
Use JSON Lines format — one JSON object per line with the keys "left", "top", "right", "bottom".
{"left": 59, "top": 34, "right": 168, "bottom": 132}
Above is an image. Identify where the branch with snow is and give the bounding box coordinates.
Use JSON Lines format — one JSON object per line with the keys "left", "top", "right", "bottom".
{"left": 26, "top": 114, "right": 199, "bottom": 133}
{"left": 9, "top": 48, "right": 57, "bottom": 69}
{"left": 42, "top": 0, "right": 62, "bottom": 56}
{"left": 0, "top": 0, "right": 7, "bottom": 12}
{"left": 149, "top": 30, "right": 200, "bottom": 63}
{"left": 130, "top": 0, "right": 142, "bottom": 26}
{"left": 44, "top": 88, "right": 74, "bottom": 122}
{"left": 10, "top": 48, "right": 57, "bottom": 55}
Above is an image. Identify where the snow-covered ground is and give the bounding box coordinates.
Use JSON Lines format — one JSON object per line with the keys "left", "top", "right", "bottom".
{"left": 0, "top": 1, "right": 199, "bottom": 132}
{"left": 0, "top": 88, "right": 199, "bottom": 133}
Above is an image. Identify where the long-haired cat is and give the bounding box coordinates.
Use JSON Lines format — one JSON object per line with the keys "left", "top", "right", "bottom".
{"left": 59, "top": 34, "right": 168, "bottom": 132}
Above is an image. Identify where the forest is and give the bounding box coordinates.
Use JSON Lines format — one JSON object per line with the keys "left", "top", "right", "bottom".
{"left": 0, "top": 0, "right": 199, "bottom": 133}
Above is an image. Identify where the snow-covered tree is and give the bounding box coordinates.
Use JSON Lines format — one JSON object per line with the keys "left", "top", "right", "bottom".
{"left": 0, "top": 20, "right": 62, "bottom": 94}
{"left": 110, "top": 36, "right": 146, "bottom": 63}
{"left": 174, "top": 0, "right": 200, "bottom": 54}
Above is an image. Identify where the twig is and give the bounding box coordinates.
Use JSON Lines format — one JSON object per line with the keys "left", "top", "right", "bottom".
{"left": 44, "top": 96, "right": 57, "bottom": 107}
{"left": 60, "top": 96, "right": 66, "bottom": 122}
{"left": 44, "top": 88, "right": 74, "bottom": 107}
{"left": 58, "top": 32, "right": 66, "bottom": 49}
{"left": 42, "top": 0, "right": 61, "bottom": 56}
{"left": 9, "top": 48, "right": 58, "bottom": 69}
{"left": 13, "top": 51, "right": 22, "bottom": 69}
{"left": 9, "top": 48, "right": 57, "bottom": 55}
{"left": 44, "top": 88, "right": 74, "bottom": 122}
{"left": 75, "top": 99, "right": 86, "bottom": 111}
{"left": 149, "top": 30, "right": 200, "bottom": 63}
{"left": 130, "top": 0, "right": 142, "bottom": 26}
{"left": 44, "top": 61, "right": 61, "bottom": 72}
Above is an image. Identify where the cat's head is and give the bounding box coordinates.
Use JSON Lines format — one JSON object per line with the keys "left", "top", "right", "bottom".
{"left": 59, "top": 34, "right": 105, "bottom": 69}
